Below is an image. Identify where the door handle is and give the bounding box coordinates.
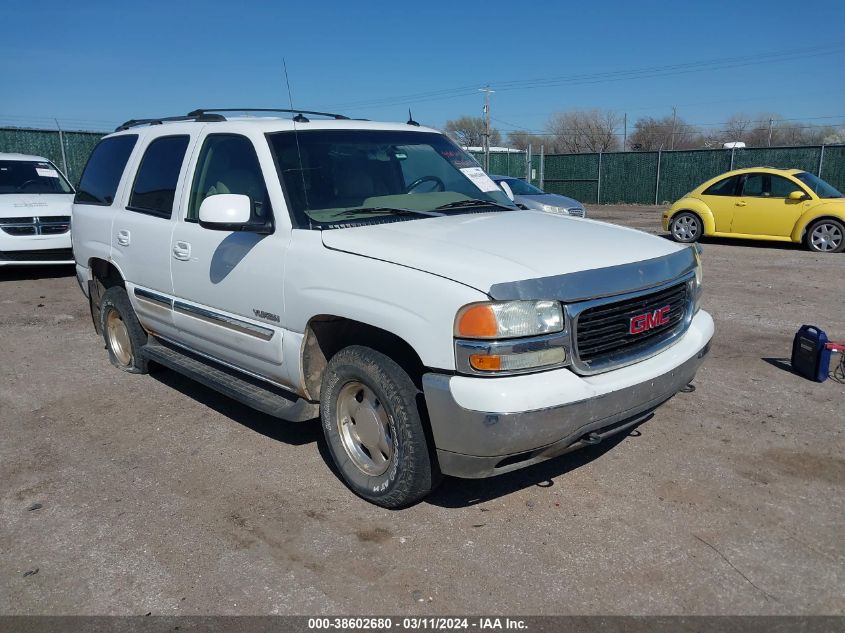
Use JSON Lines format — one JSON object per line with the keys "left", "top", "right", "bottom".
{"left": 735, "top": 201, "right": 747, "bottom": 207}
{"left": 172, "top": 241, "right": 191, "bottom": 261}
{"left": 116, "top": 229, "right": 131, "bottom": 246}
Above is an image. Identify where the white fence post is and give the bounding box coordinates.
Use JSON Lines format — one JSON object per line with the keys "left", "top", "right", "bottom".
{"left": 597, "top": 151, "right": 603, "bottom": 205}
{"left": 654, "top": 150, "right": 662, "bottom": 205}
{"left": 55, "top": 119, "right": 69, "bottom": 180}
{"left": 539, "top": 145, "right": 545, "bottom": 189}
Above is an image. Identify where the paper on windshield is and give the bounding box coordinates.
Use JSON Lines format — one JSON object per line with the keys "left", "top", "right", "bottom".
{"left": 460, "top": 167, "right": 499, "bottom": 193}
{"left": 36, "top": 168, "right": 59, "bottom": 178}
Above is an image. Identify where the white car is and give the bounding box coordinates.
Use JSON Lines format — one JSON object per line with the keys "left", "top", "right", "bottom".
{"left": 72, "top": 109, "right": 713, "bottom": 507}
{"left": 0, "top": 153, "right": 75, "bottom": 266}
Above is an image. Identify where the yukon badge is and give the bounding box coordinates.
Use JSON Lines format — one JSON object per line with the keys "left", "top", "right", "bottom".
{"left": 253, "top": 309, "right": 280, "bottom": 323}
{"left": 629, "top": 305, "right": 671, "bottom": 335}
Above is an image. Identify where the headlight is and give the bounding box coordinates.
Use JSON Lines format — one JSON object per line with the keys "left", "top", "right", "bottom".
{"left": 692, "top": 246, "right": 703, "bottom": 313}
{"left": 454, "top": 301, "right": 570, "bottom": 375}
{"left": 455, "top": 300, "right": 563, "bottom": 339}
{"left": 540, "top": 204, "right": 567, "bottom": 214}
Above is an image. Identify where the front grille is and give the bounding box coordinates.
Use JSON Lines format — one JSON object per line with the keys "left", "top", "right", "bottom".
{"left": 0, "top": 216, "right": 70, "bottom": 237}
{"left": 0, "top": 248, "right": 74, "bottom": 262}
{"left": 573, "top": 282, "right": 689, "bottom": 368}
{"left": 2, "top": 225, "right": 36, "bottom": 236}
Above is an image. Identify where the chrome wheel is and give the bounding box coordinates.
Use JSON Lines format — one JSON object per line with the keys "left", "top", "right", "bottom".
{"left": 810, "top": 222, "right": 843, "bottom": 252}
{"left": 105, "top": 309, "right": 132, "bottom": 367}
{"left": 672, "top": 214, "right": 700, "bottom": 241}
{"left": 336, "top": 381, "right": 394, "bottom": 476}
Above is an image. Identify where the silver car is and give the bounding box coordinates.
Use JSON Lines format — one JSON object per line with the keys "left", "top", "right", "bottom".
{"left": 491, "top": 175, "right": 586, "bottom": 218}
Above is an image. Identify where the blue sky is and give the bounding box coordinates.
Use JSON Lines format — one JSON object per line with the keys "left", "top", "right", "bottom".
{"left": 3, "top": 0, "right": 845, "bottom": 136}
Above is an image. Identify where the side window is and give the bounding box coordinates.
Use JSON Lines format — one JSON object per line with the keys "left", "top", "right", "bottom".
{"left": 741, "top": 174, "right": 765, "bottom": 197}
{"left": 75, "top": 135, "right": 138, "bottom": 205}
{"left": 770, "top": 175, "right": 803, "bottom": 198}
{"left": 127, "top": 135, "right": 190, "bottom": 218}
{"left": 702, "top": 175, "right": 739, "bottom": 196}
{"left": 188, "top": 135, "right": 270, "bottom": 221}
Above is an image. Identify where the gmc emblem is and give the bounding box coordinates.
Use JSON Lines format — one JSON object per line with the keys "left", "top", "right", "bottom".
{"left": 630, "top": 305, "right": 671, "bottom": 334}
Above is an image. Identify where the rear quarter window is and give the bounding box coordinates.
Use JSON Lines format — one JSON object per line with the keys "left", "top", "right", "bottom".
{"left": 702, "top": 175, "right": 740, "bottom": 196}
{"left": 74, "top": 135, "right": 138, "bottom": 205}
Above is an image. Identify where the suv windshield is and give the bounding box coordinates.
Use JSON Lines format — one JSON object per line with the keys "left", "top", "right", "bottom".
{"left": 268, "top": 130, "right": 514, "bottom": 227}
{"left": 0, "top": 160, "right": 74, "bottom": 195}
{"left": 498, "top": 177, "right": 544, "bottom": 195}
{"left": 794, "top": 172, "right": 843, "bottom": 198}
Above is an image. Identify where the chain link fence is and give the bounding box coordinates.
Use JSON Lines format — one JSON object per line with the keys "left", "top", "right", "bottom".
{"left": 472, "top": 145, "right": 845, "bottom": 204}
{"left": 2, "top": 127, "right": 843, "bottom": 202}
{"left": 0, "top": 127, "right": 103, "bottom": 185}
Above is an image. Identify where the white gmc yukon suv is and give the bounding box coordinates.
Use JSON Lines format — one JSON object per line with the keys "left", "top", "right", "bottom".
{"left": 72, "top": 109, "right": 713, "bottom": 507}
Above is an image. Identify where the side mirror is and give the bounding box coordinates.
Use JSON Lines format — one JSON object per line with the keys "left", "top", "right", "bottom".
{"left": 788, "top": 190, "right": 809, "bottom": 201}
{"left": 198, "top": 194, "right": 272, "bottom": 233}
{"left": 499, "top": 180, "right": 515, "bottom": 201}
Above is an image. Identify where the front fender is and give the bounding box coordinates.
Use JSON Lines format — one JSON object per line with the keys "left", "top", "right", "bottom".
{"left": 665, "top": 199, "right": 715, "bottom": 235}
{"left": 284, "top": 231, "right": 488, "bottom": 372}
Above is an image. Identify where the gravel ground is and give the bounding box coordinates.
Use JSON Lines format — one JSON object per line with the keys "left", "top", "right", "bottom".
{"left": 1, "top": 205, "right": 843, "bottom": 615}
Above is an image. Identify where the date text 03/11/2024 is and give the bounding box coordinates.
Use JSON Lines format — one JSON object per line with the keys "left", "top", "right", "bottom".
{"left": 306, "top": 617, "right": 528, "bottom": 630}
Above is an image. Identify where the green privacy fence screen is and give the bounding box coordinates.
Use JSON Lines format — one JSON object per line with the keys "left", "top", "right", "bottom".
{"left": 2, "top": 128, "right": 842, "bottom": 202}
{"left": 471, "top": 145, "right": 844, "bottom": 205}
{"left": 0, "top": 127, "right": 103, "bottom": 185}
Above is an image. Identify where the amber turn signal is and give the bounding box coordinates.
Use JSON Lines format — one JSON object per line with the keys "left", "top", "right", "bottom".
{"left": 456, "top": 304, "right": 498, "bottom": 338}
{"left": 469, "top": 354, "right": 502, "bottom": 371}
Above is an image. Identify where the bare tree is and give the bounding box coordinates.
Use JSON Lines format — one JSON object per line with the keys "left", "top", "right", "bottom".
{"left": 444, "top": 116, "right": 501, "bottom": 148}
{"left": 716, "top": 113, "right": 839, "bottom": 147}
{"left": 722, "top": 114, "right": 754, "bottom": 144}
{"left": 545, "top": 109, "right": 621, "bottom": 153}
{"left": 506, "top": 130, "right": 552, "bottom": 152}
{"left": 823, "top": 127, "right": 845, "bottom": 144}
{"left": 628, "top": 115, "right": 701, "bottom": 150}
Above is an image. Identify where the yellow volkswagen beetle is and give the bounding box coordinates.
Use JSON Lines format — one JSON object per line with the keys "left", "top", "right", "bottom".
{"left": 663, "top": 167, "right": 845, "bottom": 253}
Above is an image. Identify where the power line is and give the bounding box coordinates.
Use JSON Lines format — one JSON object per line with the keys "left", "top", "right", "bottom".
{"left": 320, "top": 43, "right": 845, "bottom": 111}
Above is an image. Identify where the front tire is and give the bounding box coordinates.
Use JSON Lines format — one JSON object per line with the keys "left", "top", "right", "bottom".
{"left": 669, "top": 212, "right": 703, "bottom": 243}
{"left": 805, "top": 218, "right": 845, "bottom": 253}
{"left": 320, "top": 345, "right": 438, "bottom": 508}
{"left": 99, "top": 286, "right": 149, "bottom": 374}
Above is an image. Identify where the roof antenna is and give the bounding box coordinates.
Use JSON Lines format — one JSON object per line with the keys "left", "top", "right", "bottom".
{"left": 283, "top": 58, "right": 312, "bottom": 228}
{"left": 407, "top": 108, "right": 420, "bottom": 126}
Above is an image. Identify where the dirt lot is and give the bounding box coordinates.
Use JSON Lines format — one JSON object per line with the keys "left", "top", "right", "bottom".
{"left": 1, "top": 205, "right": 843, "bottom": 615}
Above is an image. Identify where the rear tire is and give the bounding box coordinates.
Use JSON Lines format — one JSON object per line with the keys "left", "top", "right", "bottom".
{"left": 99, "top": 286, "right": 149, "bottom": 374}
{"left": 669, "top": 212, "right": 703, "bottom": 243}
{"left": 805, "top": 218, "right": 845, "bottom": 253}
{"left": 320, "top": 345, "right": 439, "bottom": 508}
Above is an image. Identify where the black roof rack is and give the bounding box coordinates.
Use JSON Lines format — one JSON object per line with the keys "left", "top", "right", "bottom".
{"left": 115, "top": 107, "right": 352, "bottom": 132}
{"left": 188, "top": 108, "right": 350, "bottom": 121}
{"left": 115, "top": 112, "right": 225, "bottom": 132}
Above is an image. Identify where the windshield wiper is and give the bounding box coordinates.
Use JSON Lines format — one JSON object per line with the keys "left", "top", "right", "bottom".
{"left": 433, "top": 198, "right": 515, "bottom": 211}
{"left": 337, "top": 207, "right": 443, "bottom": 218}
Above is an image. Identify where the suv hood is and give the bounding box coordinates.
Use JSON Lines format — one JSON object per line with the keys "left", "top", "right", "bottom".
{"left": 321, "top": 210, "right": 681, "bottom": 293}
{"left": 0, "top": 193, "right": 74, "bottom": 217}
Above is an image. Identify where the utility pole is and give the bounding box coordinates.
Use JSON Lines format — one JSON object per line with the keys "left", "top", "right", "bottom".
{"left": 623, "top": 113, "right": 628, "bottom": 151}
{"left": 767, "top": 117, "right": 774, "bottom": 147}
{"left": 670, "top": 106, "right": 677, "bottom": 150}
{"left": 479, "top": 85, "right": 494, "bottom": 171}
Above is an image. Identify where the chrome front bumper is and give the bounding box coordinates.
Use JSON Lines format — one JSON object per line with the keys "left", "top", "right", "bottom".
{"left": 422, "top": 340, "right": 710, "bottom": 478}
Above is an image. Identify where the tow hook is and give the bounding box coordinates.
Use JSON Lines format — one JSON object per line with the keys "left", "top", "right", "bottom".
{"left": 582, "top": 432, "right": 603, "bottom": 445}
